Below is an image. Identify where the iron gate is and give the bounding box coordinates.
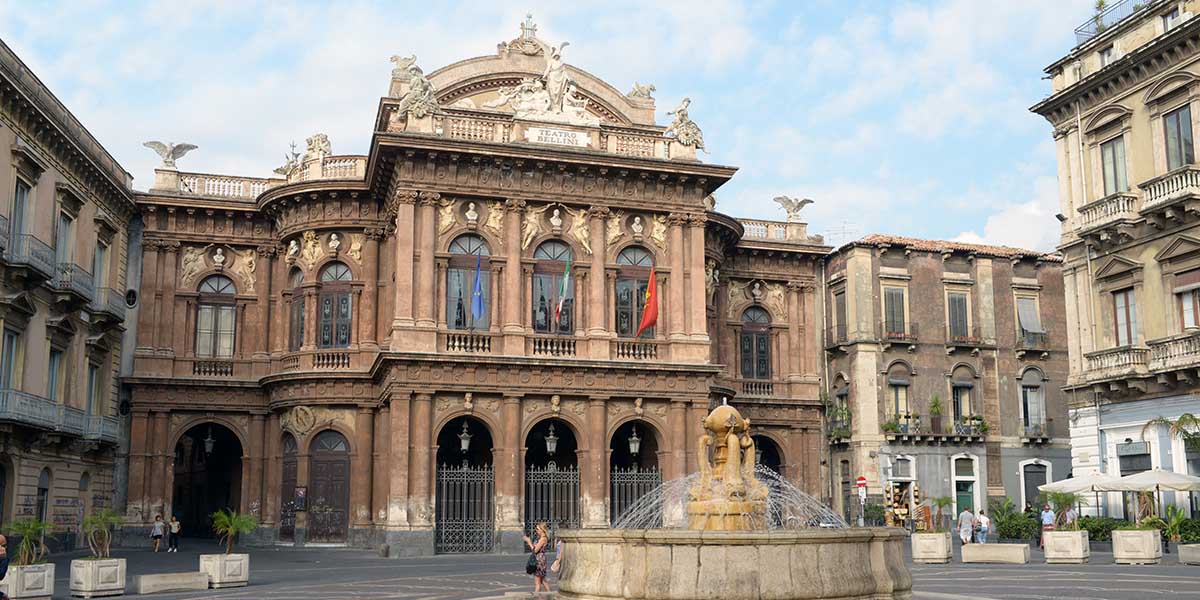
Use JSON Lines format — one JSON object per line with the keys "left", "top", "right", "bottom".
{"left": 524, "top": 465, "right": 580, "bottom": 536}
{"left": 435, "top": 464, "right": 495, "bottom": 553}
{"left": 610, "top": 466, "right": 662, "bottom": 525}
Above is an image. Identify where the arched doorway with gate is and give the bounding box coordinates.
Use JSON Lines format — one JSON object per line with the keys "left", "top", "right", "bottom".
{"left": 172, "top": 423, "right": 243, "bottom": 538}
{"left": 753, "top": 435, "right": 784, "bottom": 476}
{"left": 307, "top": 430, "right": 351, "bottom": 544}
{"left": 279, "top": 433, "right": 298, "bottom": 543}
{"left": 753, "top": 434, "right": 786, "bottom": 527}
{"left": 524, "top": 418, "right": 579, "bottom": 536}
{"left": 609, "top": 420, "right": 662, "bottom": 526}
{"left": 434, "top": 415, "right": 495, "bottom": 553}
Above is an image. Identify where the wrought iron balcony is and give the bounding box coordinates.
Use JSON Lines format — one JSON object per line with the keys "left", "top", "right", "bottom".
{"left": 50, "top": 262, "right": 95, "bottom": 304}
{"left": 882, "top": 413, "right": 986, "bottom": 443}
{"left": 1019, "top": 331, "right": 1050, "bottom": 349}
{"left": 826, "top": 418, "right": 851, "bottom": 444}
{"left": 3, "top": 233, "right": 56, "bottom": 280}
{"left": 1074, "top": 0, "right": 1146, "bottom": 44}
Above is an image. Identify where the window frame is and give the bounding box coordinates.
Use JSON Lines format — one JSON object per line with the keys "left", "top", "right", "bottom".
{"left": 739, "top": 307, "right": 771, "bottom": 380}
{"left": 1181, "top": 288, "right": 1200, "bottom": 330}
{"left": 318, "top": 262, "right": 353, "bottom": 349}
{"left": 93, "top": 240, "right": 109, "bottom": 291}
{"left": 55, "top": 210, "right": 74, "bottom": 265}
{"left": 195, "top": 275, "right": 237, "bottom": 359}
{"left": 11, "top": 177, "right": 30, "bottom": 236}
{"left": 1100, "top": 134, "right": 1129, "bottom": 195}
{"left": 47, "top": 348, "right": 64, "bottom": 402}
{"left": 946, "top": 289, "right": 972, "bottom": 341}
{"left": 882, "top": 286, "right": 907, "bottom": 336}
{"left": 1112, "top": 287, "right": 1138, "bottom": 346}
{"left": 0, "top": 329, "right": 20, "bottom": 389}
{"left": 447, "top": 234, "right": 491, "bottom": 331}
{"left": 615, "top": 246, "right": 654, "bottom": 339}
{"left": 1164, "top": 103, "right": 1195, "bottom": 171}
{"left": 1099, "top": 45, "right": 1114, "bottom": 67}
{"left": 288, "top": 269, "right": 305, "bottom": 352}
{"left": 532, "top": 241, "right": 574, "bottom": 334}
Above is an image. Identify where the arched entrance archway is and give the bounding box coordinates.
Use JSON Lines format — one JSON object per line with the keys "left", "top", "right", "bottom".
{"left": 279, "top": 433, "right": 298, "bottom": 542}
{"left": 435, "top": 416, "right": 495, "bottom": 554}
{"left": 609, "top": 420, "right": 662, "bottom": 525}
{"left": 524, "top": 418, "right": 579, "bottom": 536}
{"left": 172, "top": 423, "right": 242, "bottom": 538}
{"left": 308, "top": 430, "right": 350, "bottom": 544}
{"left": 753, "top": 435, "right": 784, "bottom": 477}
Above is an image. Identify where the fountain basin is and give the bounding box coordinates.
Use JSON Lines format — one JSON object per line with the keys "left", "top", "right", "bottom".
{"left": 558, "top": 528, "right": 912, "bottom": 600}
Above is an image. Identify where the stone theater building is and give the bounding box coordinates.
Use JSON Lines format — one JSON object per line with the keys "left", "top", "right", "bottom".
{"left": 123, "top": 21, "right": 830, "bottom": 553}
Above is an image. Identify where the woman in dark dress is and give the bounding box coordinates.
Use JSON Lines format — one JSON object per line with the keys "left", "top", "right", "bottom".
{"left": 522, "top": 522, "right": 551, "bottom": 592}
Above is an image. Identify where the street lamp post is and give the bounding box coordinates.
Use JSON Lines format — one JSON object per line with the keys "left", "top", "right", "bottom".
{"left": 458, "top": 421, "right": 473, "bottom": 467}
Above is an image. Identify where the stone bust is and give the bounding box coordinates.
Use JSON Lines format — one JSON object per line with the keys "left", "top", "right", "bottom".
{"left": 550, "top": 208, "right": 563, "bottom": 229}
{"left": 329, "top": 233, "right": 341, "bottom": 251}
{"left": 213, "top": 248, "right": 226, "bottom": 266}
{"left": 631, "top": 216, "right": 644, "bottom": 236}
{"left": 287, "top": 239, "right": 299, "bottom": 257}
{"left": 465, "top": 202, "right": 479, "bottom": 224}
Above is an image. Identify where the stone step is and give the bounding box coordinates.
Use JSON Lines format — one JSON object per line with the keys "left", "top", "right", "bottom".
{"left": 132, "top": 572, "right": 210, "bottom": 594}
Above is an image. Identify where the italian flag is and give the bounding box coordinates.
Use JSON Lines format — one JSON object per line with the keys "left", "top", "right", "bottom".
{"left": 554, "top": 255, "right": 571, "bottom": 324}
{"left": 635, "top": 267, "right": 658, "bottom": 337}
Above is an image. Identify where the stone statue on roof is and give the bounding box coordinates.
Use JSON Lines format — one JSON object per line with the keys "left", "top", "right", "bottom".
{"left": 395, "top": 65, "right": 444, "bottom": 120}
{"left": 773, "top": 196, "right": 814, "bottom": 223}
{"left": 664, "top": 98, "right": 705, "bottom": 152}
{"left": 390, "top": 54, "right": 417, "bottom": 81}
{"left": 628, "top": 82, "right": 656, "bottom": 99}
{"left": 143, "top": 141, "right": 198, "bottom": 169}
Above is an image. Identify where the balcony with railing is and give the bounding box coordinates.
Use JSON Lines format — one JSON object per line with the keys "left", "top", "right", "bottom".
{"left": 444, "top": 331, "right": 494, "bottom": 354}
{"left": 529, "top": 334, "right": 578, "bottom": 357}
{"left": 1021, "top": 421, "right": 1053, "bottom": 444}
{"left": 826, "top": 418, "right": 851, "bottom": 444}
{"left": 175, "top": 172, "right": 281, "bottom": 199}
{"left": 1074, "top": 0, "right": 1147, "bottom": 44}
{"left": 882, "top": 413, "right": 986, "bottom": 443}
{"left": 738, "top": 219, "right": 825, "bottom": 245}
{"left": 89, "top": 287, "right": 127, "bottom": 324}
{"left": 1016, "top": 330, "right": 1051, "bottom": 359}
{"left": 1139, "top": 165, "right": 1200, "bottom": 215}
{"left": 612, "top": 339, "right": 659, "bottom": 360}
{"left": 1083, "top": 345, "right": 1150, "bottom": 382}
{"left": 0, "top": 389, "right": 111, "bottom": 440}
{"left": 3, "top": 233, "right": 56, "bottom": 280}
{"left": 1077, "top": 192, "right": 1140, "bottom": 235}
{"left": 1147, "top": 331, "right": 1200, "bottom": 372}
{"left": 946, "top": 325, "right": 986, "bottom": 351}
{"left": 50, "top": 262, "right": 95, "bottom": 303}
{"left": 738, "top": 379, "right": 775, "bottom": 398}
{"left": 84, "top": 415, "right": 121, "bottom": 444}
{"left": 880, "top": 321, "right": 918, "bottom": 348}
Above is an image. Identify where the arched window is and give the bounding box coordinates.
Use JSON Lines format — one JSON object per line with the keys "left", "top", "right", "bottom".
{"left": 447, "top": 234, "right": 490, "bottom": 331}
{"left": 950, "top": 366, "right": 975, "bottom": 424}
{"left": 196, "top": 275, "right": 236, "bottom": 358}
{"left": 1020, "top": 368, "right": 1046, "bottom": 434}
{"left": 615, "top": 246, "right": 653, "bottom": 338}
{"left": 318, "top": 262, "right": 353, "bottom": 348}
{"left": 288, "top": 268, "right": 304, "bottom": 351}
{"left": 533, "top": 240, "right": 573, "bottom": 334}
{"left": 886, "top": 362, "right": 913, "bottom": 422}
{"left": 740, "top": 307, "right": 770, "bottom": 379}
{"left": 36, "top": 468, "right": 51, "bottom": 522}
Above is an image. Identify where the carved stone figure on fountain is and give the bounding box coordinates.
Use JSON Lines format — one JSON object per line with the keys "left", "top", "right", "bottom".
{"left": 686, "top": 402, "right": 768, "bottom": 530}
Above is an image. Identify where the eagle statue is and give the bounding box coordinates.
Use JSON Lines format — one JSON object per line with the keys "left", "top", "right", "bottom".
{"left": 143, "top": 141, "right": 198, "bottom": 169}
{"left": 773, "top": 196, "right": 814, "bottom": 223}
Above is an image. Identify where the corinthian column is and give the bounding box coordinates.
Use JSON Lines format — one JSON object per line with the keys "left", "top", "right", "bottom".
{"left": 414, "top": 192, "right": 440, "bottom": 329}
{"left": 686, "top": 214, "right": 708, "bottom": 340}
{"left": 390, "top": 190, "right": 418, "bottom": 337}
{"left": 502, "top": 199, "right": 526, "bottom": 353}
{"left": 587, "top": 207, "right": 609, "bottom": 358}
{"left": 667, "top": 213, "right": 686, "bottom": 339}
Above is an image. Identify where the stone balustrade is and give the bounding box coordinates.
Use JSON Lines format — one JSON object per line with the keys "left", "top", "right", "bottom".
{"left": 1147, "top": 332, "right": 1200, "bottom": 372}
{"left": 1076, "top": 192, "right": 1139, "bottom": 230}
{"left": 1140, "top": 165, "right": 1200, "bottom": 212}
{"left": 613, "top": 339, "right": 659, "bottom": 360}
{"left": 530, "top": 335, "right": 577, "bottom": 357}
{"left": 445, "top": 331, "right": 494, "bottom": 353}
{"left": 177, "top": 172, "right": 278, "bottom": 198}
{"left": 740, "top": 379, "right": 775, "bottom": 397}
{"left": 1083, "top": 345, "right": 1149, "bottom": 381}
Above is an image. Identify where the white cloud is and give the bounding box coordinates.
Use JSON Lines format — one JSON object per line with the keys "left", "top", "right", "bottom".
{"left": 952, "top": 174, "right": 1061, "bottom": 251}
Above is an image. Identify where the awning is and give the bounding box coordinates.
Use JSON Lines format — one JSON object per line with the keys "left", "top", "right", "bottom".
{"left": 1039, "top": 470, "right": 1123, "bottom": 494}
{"left": 1017, "top": 299, "right": 1045, "bottom": 333}
{"left": 1093, "top": 468, "right": 1200, "bottom": 492}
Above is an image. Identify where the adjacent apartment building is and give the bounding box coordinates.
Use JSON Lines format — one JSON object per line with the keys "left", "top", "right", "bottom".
{"left": 0, "top": 40, "right": 136, "bottom": 545}
{"left": 823, "top": 235, "right": 1070, "bottom": 523}
{"left": 1031, "top": 0, "right": 1200, "bottom": 517}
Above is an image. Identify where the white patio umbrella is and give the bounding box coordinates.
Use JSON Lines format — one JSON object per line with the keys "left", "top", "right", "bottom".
{"left": 1096, "top": 468, "right": 1200, "bottom": 492}
{"left": 1039, "top": 471, "right": 1124, "bottom": 517}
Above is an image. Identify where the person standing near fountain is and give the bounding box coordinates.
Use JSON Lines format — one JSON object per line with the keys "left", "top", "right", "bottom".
{"left": 522, "top": 522, "right": 551, "bottom": 592}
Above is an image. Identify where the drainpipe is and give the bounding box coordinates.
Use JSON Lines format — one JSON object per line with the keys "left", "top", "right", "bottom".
{"left": 113, "top": 213, "right": 144, "bottom": 515}
{"left": 819, "top": 256, "right": 834, "bottom": 505}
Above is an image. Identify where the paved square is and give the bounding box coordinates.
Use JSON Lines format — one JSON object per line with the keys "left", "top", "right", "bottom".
{"left": 39, "top": 544, "right": 1200, "bottom": 600}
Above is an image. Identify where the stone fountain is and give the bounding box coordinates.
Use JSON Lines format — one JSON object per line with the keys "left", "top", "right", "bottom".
{"left": 557, "top": 403, "right": 912, "bottom": 600}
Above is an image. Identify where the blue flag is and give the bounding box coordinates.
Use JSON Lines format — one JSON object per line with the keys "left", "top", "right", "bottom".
{"left": 470, "top": 253, "right": 485, "bottom": 325}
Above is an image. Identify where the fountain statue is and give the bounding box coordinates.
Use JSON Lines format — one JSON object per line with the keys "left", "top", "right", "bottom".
{"left": 687, "top": 403, "right": 769, "bottom": 530}
{"left": 557, "top": 401, "right": 912, "bottom": 600}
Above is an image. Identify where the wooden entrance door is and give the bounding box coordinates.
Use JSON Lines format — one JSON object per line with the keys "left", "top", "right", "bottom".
{"left": 308, "top": 431, "right": 350, "bottom": 544}
{"left": 279, "top": 435, "right": 298, "bottom": 542}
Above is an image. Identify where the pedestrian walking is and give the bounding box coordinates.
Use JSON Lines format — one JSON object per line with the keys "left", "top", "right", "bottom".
{"left": 1039, "top": 504, "right": 1056, "bottom": 549}
{"left": 168, "top": 516, "right": 182, "bottom": 552}
{"left": 957, "top": 506, "right": 975, "bottom": 545}
{"left": 975, "top": 510, "right": 991, "bottom": 544}
{"left": 522, "top": 522, "right": 551, "bottom": 593}
{"left": 151, "top": 515, "right": 165, "bottom": 552}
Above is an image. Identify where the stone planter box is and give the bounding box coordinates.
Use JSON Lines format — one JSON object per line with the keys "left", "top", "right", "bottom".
{"left": 70, "top": 558, "right": 127, "bottom": 598}
{"left": 1043, "top": 530, "right": 1090, "bottom": 564}
{"left": 1180, "top": 544, "right": 1200, "bottom": 565}
{"left": 0, "top": 564, "right": 55, "bottom": 600}
{"left": 1113, "top": 529, "right": 1162, "bottom": 565}
{"left": 961, "top": 543, "right": 1029, "bottom": 564}
{"left": 911, "top": 532, "right": 953, "bottom": 564}
{"left": 199, "top": 554, "right": 249, "bottom": 589}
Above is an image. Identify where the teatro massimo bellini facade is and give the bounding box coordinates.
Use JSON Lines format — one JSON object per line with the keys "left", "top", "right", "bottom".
{"left": 124, "top": 22, "right": 828, "bottom": 554}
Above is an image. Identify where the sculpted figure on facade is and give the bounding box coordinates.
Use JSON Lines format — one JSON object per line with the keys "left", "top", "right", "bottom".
{"left": 483, "top": 77, "right": 551, "bottom": 115}
{"left": 521, "top": 205, "right": 545, "bottom": 250}
{"left": 438, "top": 200, "right": 457, "bottom": 235}
{"left": 631, "top": 215, "right": 645, "bottom": 237}
{"left": 347, "top": 233, "right": 364, "bottom": 263}
{"left": 566, "top": 207, "right": 591, "bottom": 255}
{"left": 395, "top": 65, "right": 443, "bottom": 120}
{"left": 142, "top": 140, "right": 198, "bottom": 169}
{"left": 484, "top": 201, "right": 504, "bottom": 238}
{"left": 650, "top": 215, "right": 668, "bottom": 250}
{"left": 664, "top": 97, "right": 705, "bottom": 151}
{"left": 178, "top": 246, "right": 207, "bottom": 287}
{"left": 389, "top": 54, "right": 418, "bottom": 82}
{"left": 213, "top": 247, "right": 226, "bottom": 267}
{"left": 727, "top": 279, "right": 750, "bottom": 317}
{"left": 705, "top": 258, "right": 720, "bottom": 305}
{"left": 606, "top": 211, "right": 625, "bottom": 246}
{"left": 773, "top": 196, "right": 814, "bottom": 223}
{"left": 764, "top": 282, "right": 787, "bottom": 319}
{"left": 532, "top": 37, "right": 570, "bottom": 111}
{"left": 465, "top": 202, "right": 479, "bottom": 226}
{"left": 281, "top": 405, "right": 316, "bottom": 436}
{"left": 303, "top": 134, "right": 331, "bottom": 161}
{"left": 628, "top": 82, "right": 656, "bottom": 99}
{"left": 286, "top": 239, "right": 300, "bottom": 260}
{"left": 273, "top": 142, "right": 302, "bottom": 177}
{"left": 549, "top": 207, "right": 563, "bottom": 230}
{"left": 328, "top": 233, "right": 341, "bottom": 252}
{"left": 231, "top": 247, "right": 257, "bottom": 294}
{"left": 300, "top": 230, "right": 323, "bottom": 269}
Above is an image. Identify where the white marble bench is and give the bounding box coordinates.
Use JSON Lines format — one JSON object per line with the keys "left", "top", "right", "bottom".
{"left": 132, "top": 572, "right": 210, "bottom": 594}
{"left": 961, "top": 543, "right": 1030, "bottom": 564}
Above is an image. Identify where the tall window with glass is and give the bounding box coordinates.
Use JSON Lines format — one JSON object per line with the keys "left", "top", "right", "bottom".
{"left": 532, "top": 240, "right": 573, "bottom": 334}
{"left": 615, "top": 246, "right": 653, "bottom": 338}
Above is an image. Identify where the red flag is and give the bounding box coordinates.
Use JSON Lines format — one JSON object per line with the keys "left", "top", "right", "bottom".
{"left": 635, "top": 267, "right": 658, "bottom": 337}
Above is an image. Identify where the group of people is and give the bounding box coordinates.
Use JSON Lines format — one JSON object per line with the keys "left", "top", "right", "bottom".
{"left": 150, "top": 514, "right": 183, "bottom": 552}
{"left": 1028, "top": 502, "right": 1076, "bottom": 548}
{"left": 955, "top": 507, "right": 993, "bottom": 544}
{"left": 522, "top": 521, "right": 564, "bottom": 593}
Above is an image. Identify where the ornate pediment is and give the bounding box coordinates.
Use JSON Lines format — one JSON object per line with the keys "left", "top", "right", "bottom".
{"left": 1084, "top": 103, "right": 1131, "bottom": 134}
{"left": 1153, "top": 234, "right": 1200, "bottom": 264}
{"left": 1093, "top": 254, "right": 1142, "bottom": 281}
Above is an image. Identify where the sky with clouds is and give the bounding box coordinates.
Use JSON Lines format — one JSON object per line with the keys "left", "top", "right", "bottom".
{"left": 0, "top": 0, "right": 1099, "bottom": 250}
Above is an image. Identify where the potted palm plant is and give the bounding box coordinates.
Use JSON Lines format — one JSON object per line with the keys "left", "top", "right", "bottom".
{"left": 929, "top": 395, "right": 944, "bottom": 434}
{"left": 200, "top": 509, "right": 257, "bottom": 588}
{"left": 70, "top": 509, "right": 126, "bottom": 598}
{"left": 2, "top": 519, "right": 54, "bottom": 600}
{"left": 1113, "top": 492, "right": 1164, "bottom": 565}
{"left": 1042, "top": 492, "right": 1089, "bottom": 564}
{"left": 911, "top": 496, "right": 954, "bottom": 563}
